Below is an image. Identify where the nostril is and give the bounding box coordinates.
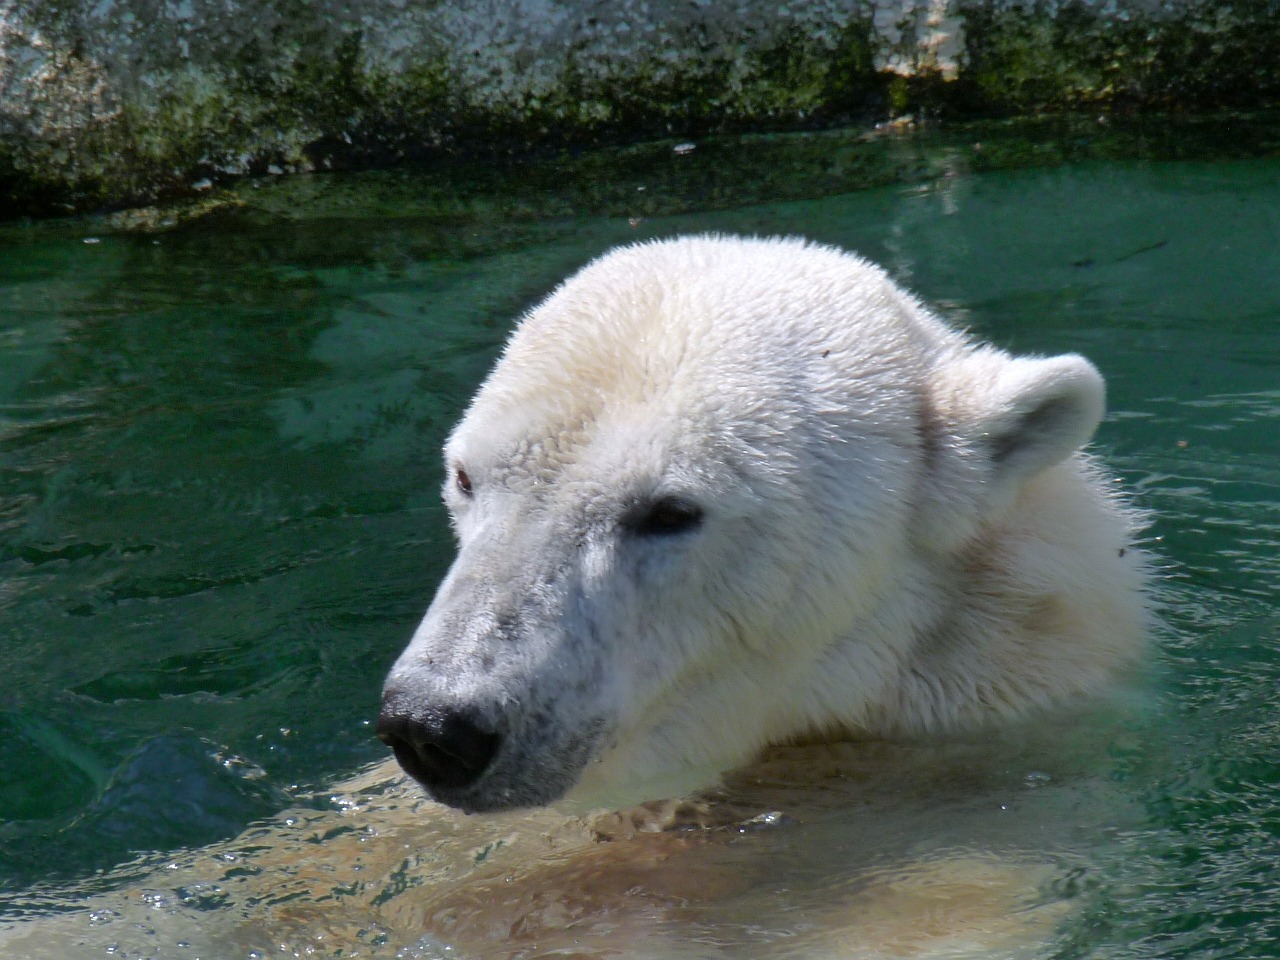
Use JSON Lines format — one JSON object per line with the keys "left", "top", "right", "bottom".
{"left": 376, "top": 706, "right": 502, "bottom": 793}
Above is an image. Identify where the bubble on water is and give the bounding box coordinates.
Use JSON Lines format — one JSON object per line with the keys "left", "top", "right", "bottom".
{"left": 211, "top": 749, "right": 268, "bottom": 781}
{"left": 737, "top": 810, "right": 798, "bottom": 832}
{"left": 396, "top": 933, "right": 456, "bottom": 958}
{"left": 330, "top": 792, "right": 365, "bottom": 813}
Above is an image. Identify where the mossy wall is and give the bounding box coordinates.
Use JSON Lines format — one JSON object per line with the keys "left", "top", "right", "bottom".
{"left": 1, "top": 0, "right": 1278, "bottom": 217}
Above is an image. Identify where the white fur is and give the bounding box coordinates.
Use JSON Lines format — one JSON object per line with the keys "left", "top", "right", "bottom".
{"left": 382, "top": 235, "right": 1150, "bottom": 811}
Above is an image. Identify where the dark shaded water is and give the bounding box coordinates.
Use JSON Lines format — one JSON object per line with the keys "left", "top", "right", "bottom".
{"left": 1, "top": 132, "right": 1278, "bottom": 957}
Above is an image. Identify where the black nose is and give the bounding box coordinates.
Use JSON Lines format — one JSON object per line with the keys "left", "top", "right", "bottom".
{"left": 376, "top": 703, "right": 502, "bottom": 793}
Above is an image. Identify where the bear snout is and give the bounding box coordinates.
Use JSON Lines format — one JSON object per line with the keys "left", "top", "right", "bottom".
{"left": 376, "top": 699, "right": 502, "bottom": 796}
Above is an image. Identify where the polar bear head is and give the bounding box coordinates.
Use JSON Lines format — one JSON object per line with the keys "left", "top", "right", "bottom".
{"left": 377, "top": 236, "right": 1146, "bottom": 813}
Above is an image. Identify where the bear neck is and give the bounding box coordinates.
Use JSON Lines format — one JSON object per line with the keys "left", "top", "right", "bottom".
{"left": 807, "top": 455, "right": 1150, "bottom": 741}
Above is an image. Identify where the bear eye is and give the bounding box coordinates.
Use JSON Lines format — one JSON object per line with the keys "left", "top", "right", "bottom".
{"left": 623, "top": 496, "right": 704, "bottom": 537}
{"left": 454, "top": 466, "right": 473, "bottom": 498}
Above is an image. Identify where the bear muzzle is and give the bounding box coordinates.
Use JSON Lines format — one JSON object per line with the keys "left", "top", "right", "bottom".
{"left": 375, "top": 681, "right": 608, "bottom": 812}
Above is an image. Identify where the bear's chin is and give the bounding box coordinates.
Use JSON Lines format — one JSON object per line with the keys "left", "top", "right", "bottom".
{"left": 413, "top": 746, "right": 735, "bottom": 816}
{"left": 414, "top": 773, "right": 574, "bottom": 814}
{"left": 401, "top": 740, "right": 599, "bottom": 814}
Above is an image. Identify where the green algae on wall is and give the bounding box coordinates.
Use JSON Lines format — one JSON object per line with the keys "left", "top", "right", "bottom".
{"left": 956, "top": 0, "right": 1280, "bottom": 112}
{"left": 3, "top": 0, "right": 1280, "bottom": 218}
{"left": 0, "top": 0, "right": 921, "bottom": 217}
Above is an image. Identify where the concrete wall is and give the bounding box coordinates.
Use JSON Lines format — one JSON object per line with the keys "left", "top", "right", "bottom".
{"left": 1, "top": 0, "right": 1276, "bottom": 216}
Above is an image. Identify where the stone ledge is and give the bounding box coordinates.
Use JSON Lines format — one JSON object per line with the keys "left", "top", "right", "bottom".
{"left": 1, "top": 0, "right": 1276, "bottom": 216}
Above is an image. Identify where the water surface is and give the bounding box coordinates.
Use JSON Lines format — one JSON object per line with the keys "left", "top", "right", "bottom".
{"left": 1, "top": 140, "right": 1278, "bottom": 958}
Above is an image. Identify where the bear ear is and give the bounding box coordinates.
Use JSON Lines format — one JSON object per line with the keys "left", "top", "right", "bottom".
{"left": 975, "top": 353, "right": 1106, "bottom": 485}
{"left": 916, "top": 350, "right": 1106, "bottom": 550}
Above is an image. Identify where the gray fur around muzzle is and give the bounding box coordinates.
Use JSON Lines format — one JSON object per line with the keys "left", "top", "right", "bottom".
{"left": 376, "top": 675, "right": 605, "bottom": 812}
{"left": 376, "top": 559, "right": 609, "bottom": 812}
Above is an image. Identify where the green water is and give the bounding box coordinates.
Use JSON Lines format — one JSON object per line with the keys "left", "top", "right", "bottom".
{"left": 1, "top": 129, "right": 1279, "bottom": 958}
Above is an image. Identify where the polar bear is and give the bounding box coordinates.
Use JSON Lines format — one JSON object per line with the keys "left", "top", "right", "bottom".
{"left": 377, "top": 234, "right": 1149, "bottom": 815}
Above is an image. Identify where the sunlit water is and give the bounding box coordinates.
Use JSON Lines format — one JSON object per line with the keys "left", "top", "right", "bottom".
{"left": 1, "top": 139, "right": 1278, "bottom": 959}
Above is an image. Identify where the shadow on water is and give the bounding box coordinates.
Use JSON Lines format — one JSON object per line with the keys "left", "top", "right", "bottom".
{"left": 0, "top": 118, "right": 1278, "bottom": 956}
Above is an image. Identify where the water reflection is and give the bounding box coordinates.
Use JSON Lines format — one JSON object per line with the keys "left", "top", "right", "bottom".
{"left": 1, "top": 724, "right": 1148, "bottom": 959}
